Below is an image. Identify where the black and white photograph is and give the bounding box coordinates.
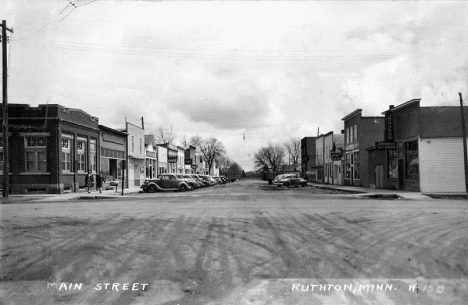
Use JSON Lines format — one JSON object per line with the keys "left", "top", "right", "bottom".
{"left": 1, "top": 0, "right": 468, "bottom": 304}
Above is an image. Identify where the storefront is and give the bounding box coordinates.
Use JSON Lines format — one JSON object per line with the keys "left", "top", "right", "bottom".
{"left": 99, "top": 125, "right": 127, "bottom": 186}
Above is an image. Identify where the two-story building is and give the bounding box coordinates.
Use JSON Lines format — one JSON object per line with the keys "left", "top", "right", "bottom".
{"left": 342, "top": 109, "right": 385, "bottom": 187}
{"left": 301, "top": 136, "right": 317, "bottom": 182}
{"left": 124, "top": 121, "right": 146, "bottom": 187}
{"left": 144, "top": 135, "right": 157, "bottom": 179}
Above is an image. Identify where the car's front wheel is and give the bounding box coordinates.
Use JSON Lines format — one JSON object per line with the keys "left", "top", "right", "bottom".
{"left": 284, "top": 181, "right": 291, "bottom": 187}
{"left": 147, "top": 184, "right": 157, "bottom": 193}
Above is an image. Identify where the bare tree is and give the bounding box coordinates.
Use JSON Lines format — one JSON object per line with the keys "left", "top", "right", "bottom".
{"left": 189, "top": 135, "right": 203, "bottom": 149}
{"left": 254, "top": 144, "right": 285, "bottom": 172}
{"left": 218, "top": 156, "right": 232, "bottom": 175}
{"left": 198, "top": 137, "right": 226, "bottom": 174}
{"left": 283, "top": 137, "right": 301, "bottom": 169}
{"left": 227, "top": 162, "right": 243, "bottom": 178}
{"left": 155, "top": 126, "right": 177, "bottom": 145}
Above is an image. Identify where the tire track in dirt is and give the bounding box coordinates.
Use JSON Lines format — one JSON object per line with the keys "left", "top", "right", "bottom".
{"left": 7, "top": 215, "right": 128, "bottom": 281}
{"left": 109, "top": 216, "right": 209, "bottom": 305}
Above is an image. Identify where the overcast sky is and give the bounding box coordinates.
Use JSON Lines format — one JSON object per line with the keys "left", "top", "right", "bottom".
{"left": 3, "top": 0, "right": 468, "bottom": 171}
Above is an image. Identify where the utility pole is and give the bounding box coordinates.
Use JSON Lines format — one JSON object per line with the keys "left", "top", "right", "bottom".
{"left": 459, "top": 92, "right": 468, "bottom": 196}
{"left": 2, "top": 20, "right": 13, "bottom": 198}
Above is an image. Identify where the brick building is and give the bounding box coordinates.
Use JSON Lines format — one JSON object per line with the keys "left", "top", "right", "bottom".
{"left": 301, "top": 137, "right": 316, "bottom": 181}
{"left": 342, "top": 109, "right": 385, "bottom": 187}
{"left": 369, "top": 98, "right": 468, "bottom": 194}
{"left": 0, "top": 104, "right": 99, "bottom": 194}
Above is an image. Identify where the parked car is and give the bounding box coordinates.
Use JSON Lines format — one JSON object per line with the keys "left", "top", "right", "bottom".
{"left": 214, "top": 177, "right": 226, "bottom": 184}
{"left": 179, "top": 174, "right": 201, "bottom": 189}
{"left": 141, "top": 174, "right": 193, "bottom": 193}
{"left": 272, "top": 174, "right": 308, "bottom": 187}
{"left": 191, "top": 174, "right": 210, "bottom": 187}
{"left": 199, "top": 174, "right": 216, "bottom": 186}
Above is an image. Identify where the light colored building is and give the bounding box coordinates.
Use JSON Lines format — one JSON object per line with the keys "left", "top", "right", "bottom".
{"left": 124, "top": 120, "right": 146, "bottom": 187}
{"left": 315, "top": 134, "right": 325, "bottom": 183}
{"left": 177, "top": 146, "right": 185, "bottom": 173}
{"left": 144, "top": 135, "right": 157, "bottom": 179}
{"left": 195, "top": 153, "right": 208, "bottom": 175}
{"left": 323, "top": 132, "right": 334, "bottom": 184}
{"left": 157, "top": 145, "right": 168, "bottom": 175}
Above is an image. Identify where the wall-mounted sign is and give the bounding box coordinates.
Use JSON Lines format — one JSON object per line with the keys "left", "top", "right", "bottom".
{"left": 191, "top": 164, "right": 198, "bottom": 169}
{"left": 168, "top": 156, "right": 177, "bottom": 163}
{"left": 375, "top": 141, "right": 397, "bottom": 150}
{"left": 185, "top": 158, "right": 193, "bottom": 165}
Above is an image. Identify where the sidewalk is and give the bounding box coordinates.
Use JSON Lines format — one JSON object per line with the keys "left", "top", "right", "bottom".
{"left": 309, "top": 183, "right": 432, "bottom": 200}
{"left": 2, "top": 186, "right": 143, "bottom": 203}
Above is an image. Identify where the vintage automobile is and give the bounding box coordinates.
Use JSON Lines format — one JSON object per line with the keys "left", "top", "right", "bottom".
{"left": 179, "top": 174, "right": 201, "bottom": 189}
{"left": 272, "top": 174, "right": 308, "bottom": 187}
{"left": 191, "top": 174, "right": 210, "bottom": 187}
{"left": 141, "top": 173, "right": 193, "bottom": 193}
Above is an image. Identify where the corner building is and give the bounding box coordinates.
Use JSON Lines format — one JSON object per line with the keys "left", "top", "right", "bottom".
{"left": 0, "top": 104, "right": 99, "bottom": 194}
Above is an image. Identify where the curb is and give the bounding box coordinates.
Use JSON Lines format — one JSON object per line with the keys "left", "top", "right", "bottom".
{"left": 310, "top": 184, "right": 366, "bottom": 194}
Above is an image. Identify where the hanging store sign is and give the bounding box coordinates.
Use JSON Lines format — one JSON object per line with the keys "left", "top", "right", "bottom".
{"left": 385, "top": 112, "right": 394, "bottom": 142}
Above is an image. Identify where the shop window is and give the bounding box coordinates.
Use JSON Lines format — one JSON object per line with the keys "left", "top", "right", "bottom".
{"left": 62, "top": 138, "right": 72, "bottom": 172}
{"left": 77, "top": 140, "right": 87, "bottom": 172}
{"left": 388, "top": 148, "right": 398, "bottom": 179}
{"left": 25, "top": 137, "right": 47, "bottom": 172}
{"left": 354, "top": 151, "right": 360, "bottom": 179}
{"left": 345, "top": 154, "right": 351, "bottom": 178}
{"left": 405, "top": 140, "right": 419, "bottom": 179}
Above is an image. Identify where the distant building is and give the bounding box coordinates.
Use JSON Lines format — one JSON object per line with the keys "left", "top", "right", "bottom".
{"left": 156, "top": 145, "right": 168, "bottom": 175}
{"left": 144, "top": 135, "right": 157, "bottom": 179}
{"left": 301, "top": 137, "right": 317, "bottom": 181}
{"left": 314, "top": 134, "right": 326, "bottom": 183}
{"left": 185, "top": 145, "right": 197, "bottom": 174}
{"left": 323, "top": 132, "right": 344, "bottom": 185}
{"left": 330, "top": 134, "right": 345, "bottom": 185}
{"left": 159, "top": 143, "right": 178, "bottom": 173}
{"left": 177, "top": 146, "right": 185, "bottom": 173}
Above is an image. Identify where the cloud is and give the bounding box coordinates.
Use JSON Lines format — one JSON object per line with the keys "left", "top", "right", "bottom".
{"left": 169, "top": 94, "right": 270, "bottom": 129}
{"left": 339, "top": 3, "right": 468, "bottom": 116}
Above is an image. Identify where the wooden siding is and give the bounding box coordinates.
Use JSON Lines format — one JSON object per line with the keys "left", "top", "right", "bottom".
{"left": 419, "top": 138, "right": 466, "bottom": 194}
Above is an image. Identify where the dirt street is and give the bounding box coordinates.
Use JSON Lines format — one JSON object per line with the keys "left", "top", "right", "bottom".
{"left": 1, "top": 180, "right": 467, "bottom": 305}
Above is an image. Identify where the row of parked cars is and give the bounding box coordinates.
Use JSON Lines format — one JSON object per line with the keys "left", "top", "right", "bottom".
{"left": 140, "top": 173, "right": 233, "bottom": 193}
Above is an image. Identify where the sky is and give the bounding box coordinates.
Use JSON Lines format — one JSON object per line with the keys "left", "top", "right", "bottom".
{"left": 3, "top": 0, "right": 468, "bottom": 171}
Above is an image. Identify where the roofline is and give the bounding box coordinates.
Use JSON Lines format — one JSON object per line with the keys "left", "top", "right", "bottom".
{"left": 341, "top": 109, "right": 362, "bottom": 121}
{"left": 98, "top": 124, "right": 128, "bottom": 135}
{"left": 381, "top": 98, "right": 421, "bottom": 115}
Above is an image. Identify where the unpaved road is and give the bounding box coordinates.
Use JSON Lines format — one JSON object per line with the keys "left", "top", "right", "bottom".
{"left": 1, "top": 180, "right": 468, "bottom": 305}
